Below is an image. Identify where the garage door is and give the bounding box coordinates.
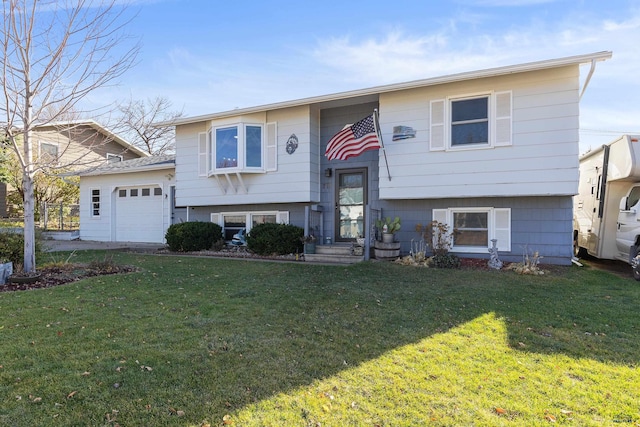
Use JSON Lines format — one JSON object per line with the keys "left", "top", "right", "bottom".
{"left": 115, "top": 186, "right": 164, "bottom": 243}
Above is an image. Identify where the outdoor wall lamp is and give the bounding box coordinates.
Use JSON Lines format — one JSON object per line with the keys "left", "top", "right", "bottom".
{"left": 325, "top": 168, "right": 332, "bottom": 177}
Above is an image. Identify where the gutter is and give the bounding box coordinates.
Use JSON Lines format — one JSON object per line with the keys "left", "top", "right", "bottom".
{"left": 159, "top": 51, "right": 612, "bottom": 127}
{"left": 579, "top": 58, "right": 600, "bottom": 101}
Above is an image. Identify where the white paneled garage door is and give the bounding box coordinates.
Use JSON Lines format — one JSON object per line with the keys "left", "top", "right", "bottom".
{"left": 115, "top": 186, "right": 164, "bottom": 243}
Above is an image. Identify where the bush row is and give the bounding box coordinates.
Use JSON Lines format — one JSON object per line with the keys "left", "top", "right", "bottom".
{"left": 164, "top": 221, "right": 304, "bottom": 256}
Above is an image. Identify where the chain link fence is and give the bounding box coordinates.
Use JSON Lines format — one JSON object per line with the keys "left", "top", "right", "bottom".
{"left": 41, "top": 203, "right": 79, "bottom": 231}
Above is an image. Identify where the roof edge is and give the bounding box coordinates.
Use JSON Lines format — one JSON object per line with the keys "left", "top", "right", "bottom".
{"left": 162, "top": 51, "right": 612, "bottom": 126}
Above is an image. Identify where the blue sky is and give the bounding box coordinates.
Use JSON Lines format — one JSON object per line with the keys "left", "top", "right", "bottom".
{"left": 93, "top": 0, "right": 640, "bottom": 154}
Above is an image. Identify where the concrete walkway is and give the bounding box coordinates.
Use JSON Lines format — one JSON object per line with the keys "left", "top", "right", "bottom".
{"left": 43, "top": 239, "right": 165, "bottom": 253}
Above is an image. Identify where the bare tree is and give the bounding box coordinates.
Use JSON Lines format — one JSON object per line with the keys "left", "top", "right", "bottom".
{"left": 116, "top": 96, "right": 183, "bottom": 155}
{"left": 1, "top": 0, "right": 139, "bottom": 273}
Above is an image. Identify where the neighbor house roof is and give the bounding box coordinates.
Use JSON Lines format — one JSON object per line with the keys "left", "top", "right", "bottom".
{"left": 160, "top": 51, "right": 612, "bottom": 126}
{"left": 34, "top": 119, "right": 149, "bottom": 158}
{"left": 77, "top": 154, "right": 175, "bottom": 176}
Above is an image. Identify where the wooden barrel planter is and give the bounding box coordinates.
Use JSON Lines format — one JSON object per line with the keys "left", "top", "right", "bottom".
{"left": 374, "top": 240, "right": 401, "bottom": 260}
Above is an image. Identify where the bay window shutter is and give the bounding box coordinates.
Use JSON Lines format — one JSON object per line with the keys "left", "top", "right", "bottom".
{"left": 494, "top": 91, "right": 512, "bottom": 147}
{"left": 276, "top": 211, "right": 289, "bottom": 224}
{"left": 198, "top": 132, "right": 208, "bottom": 176}
{"left": 493, "top": 208, "right": 511, "bottom": 251}
{"left": 266, "top": 122, "right": 277, "bottom": 171}
{"left": 430, "top": 99, "right": 446, "bottom": 151}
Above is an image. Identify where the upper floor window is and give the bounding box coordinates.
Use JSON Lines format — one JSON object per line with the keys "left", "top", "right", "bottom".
{"left": 430, "top": 91, "right": 512, "bottom": 151}
{"left": 212, "top": 124, "right": 263, "bottom": 171}
{"left": 107, "top": 153, "right": 123, "bottom": 163}
{"left": 451, "top": 96, "right": 489, "bottom": 146}
{"left": 199, "top": 122, "right": 277, "bottom": 177}
{"left": 40, "top": 142, "right": 59, "bottom": 162}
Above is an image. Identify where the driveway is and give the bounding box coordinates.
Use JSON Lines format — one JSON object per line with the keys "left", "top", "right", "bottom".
{"left": 43, "top": 239, "right": 165, "bottom": 253}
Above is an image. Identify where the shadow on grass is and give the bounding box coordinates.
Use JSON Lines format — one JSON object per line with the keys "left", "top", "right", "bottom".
{"left": 133, "top": 257, "right": 639, "bottom": 405}
{"left": 1, "top": 253, "right": 638, "bottom": 424}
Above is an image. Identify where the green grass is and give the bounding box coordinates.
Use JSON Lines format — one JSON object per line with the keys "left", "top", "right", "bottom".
{"left": 0, "top": 253, "right": 638, "bottom": 426}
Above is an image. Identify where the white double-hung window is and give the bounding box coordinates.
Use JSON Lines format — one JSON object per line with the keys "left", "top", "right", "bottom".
{"left": 430, "top": 91, "right": 512, "bottom": 151}
{"left": 432, "top": 207, "right": 511, "bottom": 253}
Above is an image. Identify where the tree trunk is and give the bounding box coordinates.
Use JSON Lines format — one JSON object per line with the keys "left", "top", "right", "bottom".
{"left": 22, "top": 130, "right": 36, "bottom": 273}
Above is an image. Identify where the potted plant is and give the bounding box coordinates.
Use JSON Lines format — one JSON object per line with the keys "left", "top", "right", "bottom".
{"left": 374, "top": 216, "right": 402, "bottom": 260}
{"left": 301, "top": 234, "right": 317, "bottom": 254}
{"left": 376, "top": 216, "right": 401, "bottom": 243}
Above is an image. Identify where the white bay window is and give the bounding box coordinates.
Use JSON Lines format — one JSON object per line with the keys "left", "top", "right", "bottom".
{"left": 198, "top": 122, "right": 277, "bottom": 177}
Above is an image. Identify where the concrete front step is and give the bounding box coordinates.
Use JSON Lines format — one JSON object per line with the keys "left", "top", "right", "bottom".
{"left": 304, "top": 244, "right": 364, "bottom": 264}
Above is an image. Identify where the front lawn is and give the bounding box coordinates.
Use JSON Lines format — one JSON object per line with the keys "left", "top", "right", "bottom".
{"left": 0, "top": 253, "right": 638, "bottom": 426}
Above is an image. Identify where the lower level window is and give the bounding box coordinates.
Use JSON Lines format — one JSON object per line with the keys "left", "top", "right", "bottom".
{"left": 212, "top": 211, "right": 288, "bottom": 241}
{"left": 453, "top": 212, "right": 488, "bottom": 247}
{"left": 433, "top": 207, "right": 511, "bottom": 253}
{"left": 223, "top": 215, "right": 247, "bottom": 241}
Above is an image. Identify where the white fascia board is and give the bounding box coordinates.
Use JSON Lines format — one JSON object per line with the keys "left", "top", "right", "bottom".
{"left": 79, "top": 163, "right": 175, "bottom": 177}
{"left": 161, "top": 51, "right": 612, "bottom": 127}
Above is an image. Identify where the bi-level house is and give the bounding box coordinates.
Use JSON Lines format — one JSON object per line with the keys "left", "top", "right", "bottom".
{"left": 79, "top": 52, "right": 611, "bottom": 264}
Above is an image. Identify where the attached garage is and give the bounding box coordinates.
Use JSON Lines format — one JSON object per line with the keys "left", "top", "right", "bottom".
{"left": 114, "top": 185, "right": 165, "bottom": 242}
{"left": 78, "top": 155, "right": 176, "bottom": 244}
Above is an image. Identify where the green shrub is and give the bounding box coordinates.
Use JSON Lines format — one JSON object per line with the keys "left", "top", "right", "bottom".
{"left": 246, "top": 223, "right": 303, "bottom": 256}
{"left": 0, "top": 231, "right": 42, "bottom": 266}
{"left": 165, "top": 222, "right": 223, "bottom": 252}
{"left": 429, "top": 253, "right": 461, "bottom": 269}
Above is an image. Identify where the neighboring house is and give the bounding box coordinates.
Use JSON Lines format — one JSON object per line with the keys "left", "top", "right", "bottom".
{"left": 0, "top": 119, "right": 148, "bottom": 217}
{"left": 77, "top": 155, "right": 177, "bottom": 243}
{"left": 161, "top": 51, "right": 611, "bottom": 264}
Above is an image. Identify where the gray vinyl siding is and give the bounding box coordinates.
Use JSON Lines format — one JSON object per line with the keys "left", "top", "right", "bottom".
{"left": 374, "top": 196, "right": 572, "bottom": 265}
{"left": 185, "top": 203, "right": 307, "bottom": 228}
{"left": 319, "top": 102, "right": 380, "bottom": 239}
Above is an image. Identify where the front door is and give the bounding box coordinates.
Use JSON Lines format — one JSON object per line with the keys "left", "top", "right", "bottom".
{"left": 336, "top": 168, "right": 367, "bottom": 242}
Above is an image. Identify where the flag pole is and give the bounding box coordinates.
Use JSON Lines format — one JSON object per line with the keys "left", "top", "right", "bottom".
{"left": 374, "top": 109, "right": 391, "bottom": 181}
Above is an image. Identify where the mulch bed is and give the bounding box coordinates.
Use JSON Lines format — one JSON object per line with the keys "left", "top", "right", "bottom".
{"left": 0, "top": 264, "right": 138, "bottom": 292}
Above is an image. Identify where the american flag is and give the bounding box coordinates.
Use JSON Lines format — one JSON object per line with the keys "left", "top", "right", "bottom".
{"left": 325, "top": 114, "right": 381, "bottom": 161}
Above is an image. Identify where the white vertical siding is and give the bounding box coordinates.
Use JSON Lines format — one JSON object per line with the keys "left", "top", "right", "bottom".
{"left": 79, "top": 170, "right": 173, "bottom": 243}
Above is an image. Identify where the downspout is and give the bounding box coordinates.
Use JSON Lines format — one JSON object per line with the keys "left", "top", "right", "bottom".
{"left": 579, "top": 59, "right": 597, "bottom": 101}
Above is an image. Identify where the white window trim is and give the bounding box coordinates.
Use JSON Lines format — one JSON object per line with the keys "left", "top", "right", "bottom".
{"left": 39, "top": 141, "right": 60, "bottom": 163}
{"left": 107, "top": 153, "right": 123, "bottom": 163}
{"left": 210, "top": 123, "right": 265, "bottom": 174}
{"left": 432, "top": 207, "right": 511, "bottom": 253}
{"left": 90, "top": 188, "right": 101, "bottom": 219}
{"left": 430, "top": 90, "right": 512, "bottom": 152}
{"left": 210, "top": 210, "right": 290, "bottom": 236}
